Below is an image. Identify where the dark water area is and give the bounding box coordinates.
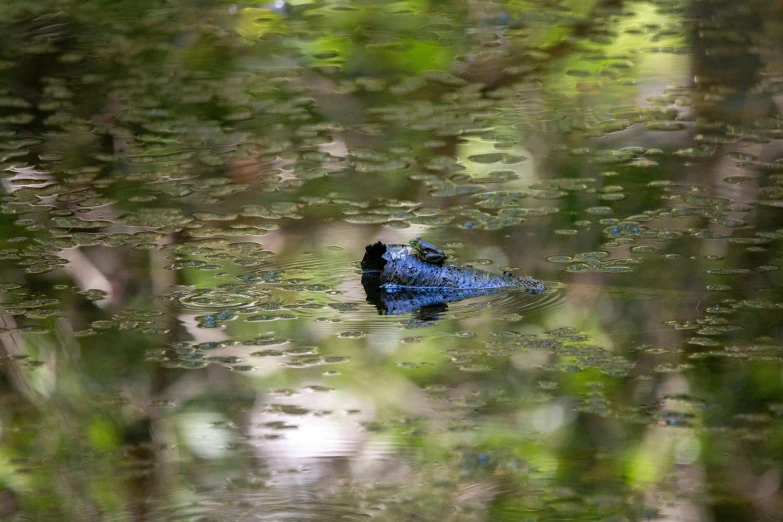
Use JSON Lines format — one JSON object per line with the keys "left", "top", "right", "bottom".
{"left": 0, "top": 0, "right": 781, "bottom": 520}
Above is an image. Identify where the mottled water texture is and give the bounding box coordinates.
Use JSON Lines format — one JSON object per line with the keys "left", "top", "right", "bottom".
{"left": 0, "top": 0, "right": 781, "bottom": 520}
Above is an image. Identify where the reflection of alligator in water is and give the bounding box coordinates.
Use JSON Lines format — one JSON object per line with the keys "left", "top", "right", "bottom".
{"left": 361, "top": 241, "right": 545, "bottom": 316}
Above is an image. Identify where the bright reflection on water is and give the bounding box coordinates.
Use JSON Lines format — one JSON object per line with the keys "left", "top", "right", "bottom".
{"left": 0, "top": 0, "right": 781, "bottom": 520}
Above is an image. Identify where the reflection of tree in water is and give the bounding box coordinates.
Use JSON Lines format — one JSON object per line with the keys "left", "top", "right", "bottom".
{"left": 0, "top": 0, "right": 781, "bottom": 520}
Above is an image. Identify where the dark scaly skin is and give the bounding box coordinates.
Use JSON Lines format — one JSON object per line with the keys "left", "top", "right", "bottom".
{"left": 409, "top": 238, "right": 447, "bottom": 265}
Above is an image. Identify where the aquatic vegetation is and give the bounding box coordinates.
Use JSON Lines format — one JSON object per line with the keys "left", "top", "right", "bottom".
{"left": 0, "top": 0, "right": 779, "bottom": 520}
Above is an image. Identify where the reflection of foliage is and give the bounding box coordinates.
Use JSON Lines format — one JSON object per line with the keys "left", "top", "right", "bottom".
{"left": 0, "top": 0, "right": 781, "bottom": 520}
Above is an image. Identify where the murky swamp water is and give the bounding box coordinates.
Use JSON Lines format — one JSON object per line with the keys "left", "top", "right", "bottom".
{"left": 0, "top": 0, "right": 781, "bottom": 520}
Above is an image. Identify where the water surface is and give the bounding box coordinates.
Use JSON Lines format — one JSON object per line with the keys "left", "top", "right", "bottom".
{"left": 0, "top": 0, "right": 781, "bottom": 520}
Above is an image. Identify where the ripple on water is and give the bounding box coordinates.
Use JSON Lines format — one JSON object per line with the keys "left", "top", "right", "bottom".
{"left": 251, "top": 248, "right": 358, "bottom": 289}
{"left": 148, "top": 491, "right": 373, "bottom": 522}
{"left": 341, "top": 280, "right": 567, "bottom": 332}
{"left": 158, "top": 242, "right": 566, "bottom": 335}
{"left": 447, "top": 282, "right": 566, "bottom": 320}
{"left": 160, "top": 247, "right": 357, "bottom": 317}
{"left": 162, "top": 287, "right": 267, "bottom": 313}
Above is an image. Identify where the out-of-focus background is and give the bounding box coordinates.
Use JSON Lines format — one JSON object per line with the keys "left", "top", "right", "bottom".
{"left": 0, "top": 0, "right": 781, "bottom": 519}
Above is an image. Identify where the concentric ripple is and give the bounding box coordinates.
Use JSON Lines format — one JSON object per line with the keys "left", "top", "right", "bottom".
{"left": 162, "top": 287, "right": 268, "bottom": 312}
